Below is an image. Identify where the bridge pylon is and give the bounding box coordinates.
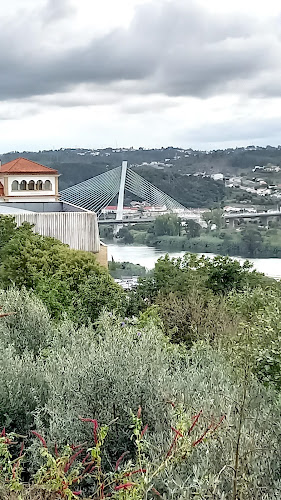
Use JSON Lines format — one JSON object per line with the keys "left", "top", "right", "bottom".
{"left": 116, "top": 161, "right": 127, "bottom": 221}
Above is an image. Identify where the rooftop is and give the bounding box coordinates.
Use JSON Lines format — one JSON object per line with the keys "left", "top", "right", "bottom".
{"left": 0, "top": 204, "right": 34, "bottom": 214}
{"left": 0, "top": 158, "right": 58, "bottom": 175}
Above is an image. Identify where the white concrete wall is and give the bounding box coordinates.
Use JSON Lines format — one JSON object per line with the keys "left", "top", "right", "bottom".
{"left": 14, "top": 212, "right": 100, "bottom": 253}
{"left": 6, "top": 196, "right": 56, "bottom": 203}
{"left": 7, "top": 175, "right": 57, "bottom": 196}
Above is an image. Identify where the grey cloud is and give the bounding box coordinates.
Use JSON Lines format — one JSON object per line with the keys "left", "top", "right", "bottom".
{"left": 182, "top": 116, "right": 281, "bottom": 144}
{"left": 0, "top": 1, "right": 281, "bottom": 105}
{"left": 31, "top": 87, "right": 123, "bottom": 107}
{"left": 0, "top": 104, "right": 40, "bottom": 121}
{"left": 120, "top": 97, "right": 179, "bottom": 114}
{"left": 43, "top": 0, "right": 75, "bottom": 23}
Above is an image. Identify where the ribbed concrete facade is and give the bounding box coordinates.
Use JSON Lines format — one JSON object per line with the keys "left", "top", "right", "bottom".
{"left": 14, "top": 212, "right": 100, "bottom": 253}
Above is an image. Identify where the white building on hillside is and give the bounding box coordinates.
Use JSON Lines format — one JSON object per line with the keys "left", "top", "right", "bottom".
{"left": 0, "top": 157, "right": 59, "bottom": 203}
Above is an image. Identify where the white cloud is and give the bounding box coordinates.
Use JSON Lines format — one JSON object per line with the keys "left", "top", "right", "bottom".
{"left": 1, "top": 0, "right": 281, "bottom": 151}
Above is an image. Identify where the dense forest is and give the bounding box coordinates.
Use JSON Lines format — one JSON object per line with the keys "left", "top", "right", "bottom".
{"left": 2, "top": 145, "right": 281, "bottom": 208}
{"left": 0, "top": 214, "right": 280, "bottom": 499}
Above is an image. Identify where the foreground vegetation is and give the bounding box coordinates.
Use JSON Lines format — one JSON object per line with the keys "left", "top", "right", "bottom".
{"left": 0, "top": 215, "right": 280, "bottom": 498}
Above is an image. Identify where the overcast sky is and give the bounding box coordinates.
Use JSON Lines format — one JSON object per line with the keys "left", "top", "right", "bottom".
{"left": 1, "top": 0, "right": 281, "bottom": 152}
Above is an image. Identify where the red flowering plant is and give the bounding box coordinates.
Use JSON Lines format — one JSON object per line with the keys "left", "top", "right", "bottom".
{"left": 106, "top": 404, "right": 226, "bottom": 500}
{"left": 0, "top": 404, "right": 225, "bottom": 499}
{"left": 90, "top": 404, "right": 225, "bottom": 499}
{"left": 0, "top": 428, "right": 25, "bottom": 495}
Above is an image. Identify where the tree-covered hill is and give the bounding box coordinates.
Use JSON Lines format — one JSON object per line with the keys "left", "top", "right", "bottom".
{"left": 2, "top": 144, "right": 281, "bottom": 208}
{"left": 133, "top": 167, "right": 225, "bottom": 207}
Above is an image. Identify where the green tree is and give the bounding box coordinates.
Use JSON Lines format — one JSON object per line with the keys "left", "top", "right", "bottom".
{"left": 184, "top": 219, "right": 201, "bottom": 238}
{"left": 73, "top": 273, "right": 125, "bottom": 324}
{"left": 0, "top": 215, "right": 17, "bottom": 252}
{"left": 204, "top": 255, "right": 257, "bottom": 294}
{"left": 153, "top": 214, "right": 181, "bottom": 236}
{"left": 99, "top": 225, "right": 114, "bottom": 240}
{"left": 131, "top": 253, "right": 265, "bottom": 313}
{"left": 0, "top": 217, "right": 124, "bottom": 320}
{"left": 116, "top": 227, "right": 134, "bottom": 244}
{"left": 241, "top": 227, "right": 263, "bottom": 256}
{"left": 202, "top": 208, "right": 224, "bottom": 230}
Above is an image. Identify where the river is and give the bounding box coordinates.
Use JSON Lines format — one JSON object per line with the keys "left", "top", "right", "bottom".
{"left": 107, "top": 243, "right": 281, "bottom": 279}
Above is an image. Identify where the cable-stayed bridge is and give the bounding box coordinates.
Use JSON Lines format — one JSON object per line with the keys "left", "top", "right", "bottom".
{"left": 60, "top": 161, "right": 201, "bottom": 222}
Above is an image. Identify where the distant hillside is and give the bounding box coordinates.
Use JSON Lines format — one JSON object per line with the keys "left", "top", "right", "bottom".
{"left": 134, "top": 167, "right": 225, "bottom": 208}
{"left": 1, "top": 145, "right": 281, "bottom": 208}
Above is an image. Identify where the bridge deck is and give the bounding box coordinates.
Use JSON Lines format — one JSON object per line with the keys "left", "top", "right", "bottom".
{"left": 225, "top": 211, "right": 281, "bottom": 219}
{"left": 98, "top": 217, "right": 156, "bottom": 224}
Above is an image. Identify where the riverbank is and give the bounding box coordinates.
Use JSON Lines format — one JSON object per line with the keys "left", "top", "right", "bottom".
{"left": 146, "top": 232, "right": 281, "bottom": 258}
{"left": 102, "top": 224, "right": 281, "bottom": 259}
{"left": 107, "top": 243, "right": 281, "bottom": 279}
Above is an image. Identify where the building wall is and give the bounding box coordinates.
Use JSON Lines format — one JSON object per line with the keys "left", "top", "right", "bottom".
{"left": 4, "top": 196, "right": 57, "bottom": 202}
{"left": 6, "top": 175, "right": 57, "bottom": 196}
{"left": 14, "top": 212, "right": 100, "bottom": 253}
{"left": 94, "top": 242, "right": 108, "bottom": 268}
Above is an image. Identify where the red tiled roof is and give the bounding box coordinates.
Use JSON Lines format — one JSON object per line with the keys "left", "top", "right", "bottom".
{"left": 0, "top": 158, "right": 58, "bottom": 175}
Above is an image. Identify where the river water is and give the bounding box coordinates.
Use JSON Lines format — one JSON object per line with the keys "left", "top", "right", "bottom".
{"left": 107, "top": 243, "right": 281, "bottom": 279}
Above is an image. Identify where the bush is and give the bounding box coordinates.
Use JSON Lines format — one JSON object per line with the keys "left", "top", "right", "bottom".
{"left": 0, "top": 299, "right": 280, "bottom": 497}
{"left": 0, "top": 344, "right": 46, "bottom": 435}
{"left": 0, "top": 287, "right": 55, "bottom": 355}
{"left": 226, "top": 286, "right": 281, "bottom": 390}
{"left": 32, "top": 313, "right": 281, "bottom": 498}
{"left": 109, "top": 261, "right": 148, "bottom": 279}
{"left": 156, "top": 289, "right": 238, "bottom": 345}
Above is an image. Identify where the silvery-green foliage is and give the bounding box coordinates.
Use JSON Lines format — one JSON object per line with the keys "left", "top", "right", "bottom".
{"left": 0, "top": 287, "right": 54, "bottom": 433}
{"left": 37, "top": 313, "right": 176, "bottom": 458}
{"left": 0, "top": 342, "right": 47, "bottom": 433}
{"left": 155, "top": 344, "right": 281, "bottom": 499}
{"left": 0, "top": 287, "right": 56, "bottom": 355}
{"left": 36, "top": 313, "right": 281, "bottom": 499}
{"left": 226, "top": 287, "right": 281, "bottom": 389}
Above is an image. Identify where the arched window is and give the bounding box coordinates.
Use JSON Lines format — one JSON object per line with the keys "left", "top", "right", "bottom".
{"left": 0, "top": 182, "right": 4, "bottom": 196}
{"left": 11, "top": 180, "right": 19, "bottom": 191}
{"left": 36, "top": 180, "right": 43, "bottom": 191}
{"left": 28, "top": 180, "right": 35, "bottom": 190}
{"left": 20, "top": 180, "right": 27, "bottom": 191}
{"left": 44, "top": 180, "right": 52, "bottom": 190}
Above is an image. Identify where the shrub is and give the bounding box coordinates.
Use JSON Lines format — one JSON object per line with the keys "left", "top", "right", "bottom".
{"left": 156, "top": 289, "right": 238, "bottom": 345}
{"left": 0, "top": 278, "right": 280, "bottom": 498}
{"left": 0, "top": 407, "right": 225, "bottom": 500}
{"left": 226, "top": 287, "right": 281, "bottom": 390}
{"left": 32, "top": 314, "right": 281, "bottom": 499}
{"left": 0, "top": 344, "right": 47, "bottom": 435}
{"left": 0, "top": 287, "right": 55, "bottom": 355}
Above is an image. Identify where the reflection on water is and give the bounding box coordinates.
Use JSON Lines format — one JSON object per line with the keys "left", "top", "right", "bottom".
{"left": 107, "top": 243, "right": 281, "bottom": 279}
